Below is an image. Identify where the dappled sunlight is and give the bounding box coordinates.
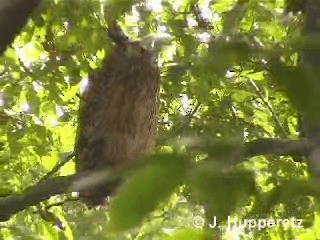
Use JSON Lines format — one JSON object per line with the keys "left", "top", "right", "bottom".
{"left": 0, "top": 0, "right": 317, "bottom": 239}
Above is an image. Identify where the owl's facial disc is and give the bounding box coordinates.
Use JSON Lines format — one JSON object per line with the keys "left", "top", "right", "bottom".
{"left": 124, "top": 42, "right": 147, "bottom": 58}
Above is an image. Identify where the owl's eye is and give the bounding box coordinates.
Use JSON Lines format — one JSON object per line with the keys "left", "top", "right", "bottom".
{"left": 124, "top": 43, "right": 147, "bottom": 57}
{"left": 140, "top": 47, "right": 145, "bottom": 54}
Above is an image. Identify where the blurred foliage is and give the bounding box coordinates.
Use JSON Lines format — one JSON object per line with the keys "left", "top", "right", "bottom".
{"left": 0, "top": 0, "right": 319, "bottom": 239}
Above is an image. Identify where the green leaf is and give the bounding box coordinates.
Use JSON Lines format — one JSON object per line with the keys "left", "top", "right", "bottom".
{"left": 189, "top": 163, "right": 255, "bottom": 220}
{"left": 231, "top": 89, "right": 254, "bottom": 102}
{"left": 109, "top": 153, "right": 189, "bottom": 232}
{"left": 162, "top": 228, "right": 212, "bottom": 240}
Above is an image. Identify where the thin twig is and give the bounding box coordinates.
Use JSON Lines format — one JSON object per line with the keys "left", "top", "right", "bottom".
{"left": 40, "top": 152, "right": 75, "bottom": 181}
{"left": 249, "top": 78, "right": 288, "bottom": 137}
{"left": 189, "top": 102, "right": 201, "bottom": 117}
{"left": 190, "top": 3, "right": 213, "bottom": 29}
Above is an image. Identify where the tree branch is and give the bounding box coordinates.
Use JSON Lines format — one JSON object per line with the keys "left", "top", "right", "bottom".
{"left": 0, "top": 0, "right": 41, "bottom": 54}
{"left": 0, "top": 176, "right": 73, "bottom": 221}
{"left": 0, "top": 137, "right": 312, "bottom": 222}
{"left": 0, "top": 166, "right": 123, "bottom": 222}
{"left": 244, "top": 138, "right": 312, "bottom": 158}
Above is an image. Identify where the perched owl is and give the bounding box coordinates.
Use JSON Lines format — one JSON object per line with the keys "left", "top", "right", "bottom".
{"left": 75, "top": 24, "right": 160, "bottom": 206}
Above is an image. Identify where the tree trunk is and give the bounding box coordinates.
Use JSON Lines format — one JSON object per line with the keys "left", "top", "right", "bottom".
{"left": 300, "top": 0, "right": 320, "bottom": 176}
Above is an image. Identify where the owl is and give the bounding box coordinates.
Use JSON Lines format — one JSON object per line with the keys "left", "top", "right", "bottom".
{"left": 75, "top": 24, "right": 160, "bottom": 206}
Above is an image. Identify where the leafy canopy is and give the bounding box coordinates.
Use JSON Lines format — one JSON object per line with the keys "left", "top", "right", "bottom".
{"left": 0, "top": 0, "right": 318, "bottom": 239}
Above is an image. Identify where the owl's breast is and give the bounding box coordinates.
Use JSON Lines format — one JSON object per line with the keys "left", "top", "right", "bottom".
{"left": 76, "top": 52, "right": 160, "bottom": 170}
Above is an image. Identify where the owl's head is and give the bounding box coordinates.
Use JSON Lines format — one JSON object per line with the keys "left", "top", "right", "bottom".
{"left": 116, "top": 41, "right": 156, "bottom": 67}
{"left": 120, "top": 34, "right": 171, "bottom": 65}
{"left": 123, "top": 41, "right": 150, "bottom": 58}
{"left": 108, "top": 21, "right": 171, "bottom": 65}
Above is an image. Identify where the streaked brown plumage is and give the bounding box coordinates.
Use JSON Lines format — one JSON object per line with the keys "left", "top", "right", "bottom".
{"left": 75, "top": 27, "right": 160, "bottom": 206}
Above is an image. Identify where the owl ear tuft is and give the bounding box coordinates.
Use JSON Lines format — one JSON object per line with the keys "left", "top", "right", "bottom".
{"left": 107, "top": 20, "right": 129, "bottom": 45}
{"left": 140, "top": 33, "right": 172, "bottom": 55}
